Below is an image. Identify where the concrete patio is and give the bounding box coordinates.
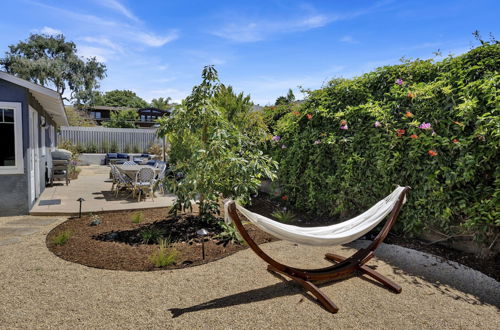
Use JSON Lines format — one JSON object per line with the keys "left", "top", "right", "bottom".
{"left": 30, "top": 165, "right": 176, "bottom": 215}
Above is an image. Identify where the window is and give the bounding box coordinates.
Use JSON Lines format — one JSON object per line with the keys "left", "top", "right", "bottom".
{"left": 0, "top": 102, "right": 23, "bottom": 174}
{"left": 95, "top": 111, "right": 101, "bottom": 119}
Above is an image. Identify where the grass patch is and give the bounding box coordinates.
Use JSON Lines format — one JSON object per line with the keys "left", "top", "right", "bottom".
{"left": 140, "top": 227, "right": 164, "bottom": 244}
{"left": 149, "top": 238, "right": 179, "bottom": 267}
{"left": 131, "top": 212, "right": 144, "bottom": 224}
{"left": 51, "top": 230, "right": 73, "bottom": 246}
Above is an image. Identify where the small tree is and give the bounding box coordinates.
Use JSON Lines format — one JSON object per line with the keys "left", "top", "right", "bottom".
{"left": 157, "top": 66, "right": 277, "bottom": 218}
{"left": 94, "top": 90, "right": 148, "bottom": 108}
{"left": 102, "top": 110, "right": 138, "bottom": 128}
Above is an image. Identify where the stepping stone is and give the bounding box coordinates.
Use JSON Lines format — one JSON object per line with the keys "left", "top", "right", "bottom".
{"left": 0, "top": 227, "right": 40, "bottom": 237}
{"left": 6, "top": 217, "right": 58, "bottom": 226}
{"left": 0, "top": 237, "right": 21, "bottom": 246}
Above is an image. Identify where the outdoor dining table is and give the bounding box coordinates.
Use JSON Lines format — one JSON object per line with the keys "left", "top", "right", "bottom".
{"left": 115, "top": 164, "right": 161, "bottom": 180}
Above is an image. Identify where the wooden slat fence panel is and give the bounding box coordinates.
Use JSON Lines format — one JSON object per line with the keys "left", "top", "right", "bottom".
{"left": 59, "top": 126, "right": 162, "bottom": 153}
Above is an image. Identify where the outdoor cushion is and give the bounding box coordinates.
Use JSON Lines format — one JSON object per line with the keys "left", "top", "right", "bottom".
{"left": 117, "top": 153, "right": 129, "bottom": 159}
{"left": 51, "top": 149, "right": 72, "bottom": 160}
{"left": 140, "top": 154, "right": 150, "bottom": 158}
{"left": 146, "top": 160, "right": 157, "bottom": 166}
{"left": 106, "top": 153, "right": 118, "bottom": 159}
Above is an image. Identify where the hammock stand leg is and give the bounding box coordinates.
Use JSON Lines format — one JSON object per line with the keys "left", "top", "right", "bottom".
{"left": 227, "top": 187, "right": 410, "bottom": 314}
{"left": 324, "top": 253, "right": 402, "bottom": 293}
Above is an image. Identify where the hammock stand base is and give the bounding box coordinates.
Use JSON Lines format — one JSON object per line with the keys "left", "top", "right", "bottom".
{"left": 227, "top": 187, "right": 410, "bottom": 314}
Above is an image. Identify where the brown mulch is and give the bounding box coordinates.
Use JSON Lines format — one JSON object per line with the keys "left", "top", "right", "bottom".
{"left": 46, "top": 208, "right": 276, "bottom": 271}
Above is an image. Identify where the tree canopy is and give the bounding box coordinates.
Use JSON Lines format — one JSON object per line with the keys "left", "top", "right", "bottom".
{"left": 102, "top": 110, "right": 139, "bottom": 128}
{"left": 157, "top": 66, "right": 277, "bottom": 218}
{"left": 94, "top": 90, "right": 149, "bottom": 108}
{"left": 0, "top": 33, "right": 106, "bottom": 105}
{"left": 150, "top": 97, "right": 172, "bottom": 110}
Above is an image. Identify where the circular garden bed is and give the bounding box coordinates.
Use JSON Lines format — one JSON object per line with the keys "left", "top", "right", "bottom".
{"left": 46, "top": 207, "right": 276, "bottom": 271}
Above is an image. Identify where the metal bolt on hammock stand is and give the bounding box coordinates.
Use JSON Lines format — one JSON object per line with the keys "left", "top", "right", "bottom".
{"left": 196, "top": 228, "right": 209, "bottom": 260}
{"left": 77, "top": 198, "right": 85, "bottom": 218}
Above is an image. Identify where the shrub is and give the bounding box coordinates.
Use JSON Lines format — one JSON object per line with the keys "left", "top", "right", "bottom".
{"left": 131, "top": 212, "right": 143, "bottom": 224}
{"left": 216, "top": 221, "right": 243, "bottom": 246}
{"left": 75, "top": 143, "right": 86, "bottom": 154}
{"left": 86, "top": 143, "right": 97, "bottom": 153}
{"left": 147, "top": 143, "right": 162, "bottom": 157}
{"left": 110, "top": 140, "right": 119, "bottom": 153}
{"left": 140, "top": 227, "right": 164, "bottom": 244}
{"left": 149, "top": 238, "right": 179, "bottom": 267}
{"left": 124, "top": 144, "right": 132, "bottom": 153}
{"left": 132, "top": 144, "right": 140, "bottom": 153}
{"left": 57, "top": 139, "right": 79, "bottom": 155}
{"left": 100, "top": 140, "right": 110, "bottom": 153}
{"left": 271, "top": 210, "right": 297, "bottom": 223}
{"left": 51, "top": 230, "right": 72, "bottom": 245}
{"left": 269, "top": 42, "right": 500, "bottom": 246}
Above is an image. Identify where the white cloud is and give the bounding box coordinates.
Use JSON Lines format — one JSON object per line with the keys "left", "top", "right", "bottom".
{"left": 78, "top": 45, "right": 115, "bottom": 62}
{"left": 39, "top": 26, "right": 63, "bottom": 35}
{"left": 340, "top": 35, "right": 358, "bottom": 44}
{"left": 81, "top": 37, "right": 123, "bottom": 52}
{"left": 129, "top": 31, "right": 178, "bottom": 47}
{"left": 212, "top": 14, "right": 333, "bottom": 43}
{"left": 99, "top": 0, "right": 140, "bottom": 22}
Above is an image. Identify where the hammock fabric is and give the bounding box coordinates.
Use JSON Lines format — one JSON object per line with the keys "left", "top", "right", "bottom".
{"left": 224, "top": 186, "right": 411, "bottom": 314}
{"left": 225, "top": 186, "right": 406, "bottom": 246}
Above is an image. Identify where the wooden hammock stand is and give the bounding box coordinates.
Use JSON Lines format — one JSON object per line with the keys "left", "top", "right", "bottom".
{"left": 226, "top": 187, "right": 410, "bottom": 314}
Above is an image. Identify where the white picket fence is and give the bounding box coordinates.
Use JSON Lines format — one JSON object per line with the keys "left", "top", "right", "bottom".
{"left": 59, "top": 126, "right": 162, "bottom": 153}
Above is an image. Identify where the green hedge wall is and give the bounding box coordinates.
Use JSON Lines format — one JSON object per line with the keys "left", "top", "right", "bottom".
{"left": 268, "top": 43, "right": 499, "bottom": 245}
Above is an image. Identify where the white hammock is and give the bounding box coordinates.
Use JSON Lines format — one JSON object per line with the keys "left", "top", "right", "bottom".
{"left": 224, "top": 186, "right": 406, "bottom": 246}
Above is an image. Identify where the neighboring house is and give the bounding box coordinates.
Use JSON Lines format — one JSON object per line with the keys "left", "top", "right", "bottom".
{"left": 84, "top": 106, "right": 171, "bottom": 128}
{"left": 0, "top": 71, "right": 68, "bottom": 216}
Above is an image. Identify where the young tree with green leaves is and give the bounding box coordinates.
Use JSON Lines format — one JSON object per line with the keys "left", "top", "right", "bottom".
{"left": 157, "top": 66, "right": 277, "bottom": 218}
{"left": 0, "top": 33, "right": 106, "bottom": 105}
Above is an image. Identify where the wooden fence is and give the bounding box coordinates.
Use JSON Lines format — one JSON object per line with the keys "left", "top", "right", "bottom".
{"left": 59, "top": 126, "right": 162, "bottom": 153}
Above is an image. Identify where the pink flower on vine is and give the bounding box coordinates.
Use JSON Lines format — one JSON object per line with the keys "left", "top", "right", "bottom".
{"left": 419, "top": 122, "right": 431, "bottom": 130}
{"left": 374, "top": 121, "right": 382, "bottom": 128}
{"left": 271, "top": 135, "right": 281, "bottom": 141}
{"left": 340, "top": 125, "right": 348, "bottom": 130}
{"left": 313, "top": 140, "right": 321, "bottom": 145}
{"left": 281, "top": 144, "right": 287, "bottom": 149}
{"left": 395, "top": 78, "right": 404, "bottom": 85}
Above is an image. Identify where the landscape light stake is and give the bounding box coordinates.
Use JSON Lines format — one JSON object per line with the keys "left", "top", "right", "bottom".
{"left": 77, "top": 197, "right": 85, "bottom": 218}
{"left": 196, "top": 228, "right": 209, "bottom": 260}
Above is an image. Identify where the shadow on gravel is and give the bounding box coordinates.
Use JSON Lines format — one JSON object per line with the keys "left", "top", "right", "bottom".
{"left": 343, "top": 240, "right": 500, "bottom": 308}
{"left": 168, "top": 272, "right": 356, "bottom": 318}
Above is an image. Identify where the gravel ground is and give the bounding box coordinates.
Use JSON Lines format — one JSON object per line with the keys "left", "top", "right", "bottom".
{"left": 0, "top": 216, "right": 499, "bottom": 329}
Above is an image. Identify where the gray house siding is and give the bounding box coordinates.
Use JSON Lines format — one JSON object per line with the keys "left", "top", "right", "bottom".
{"left": 0, "top": 80, "right": 58, "bottom": 215}
{"left": 0, "top": 79, "right": 30, "bottom": 215}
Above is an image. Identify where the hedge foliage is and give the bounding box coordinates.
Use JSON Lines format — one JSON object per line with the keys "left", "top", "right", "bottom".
{"left": 265, "top": 43, "right": 499, "bottom": 245}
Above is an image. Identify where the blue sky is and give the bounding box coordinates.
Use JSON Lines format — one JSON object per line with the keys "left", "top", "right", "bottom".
{"left": 1, "top": 0, "right": 498, "bottom": 105}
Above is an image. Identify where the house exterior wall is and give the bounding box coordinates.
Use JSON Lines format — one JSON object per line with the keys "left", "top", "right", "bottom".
{"left": 0, "top": 79, "right": 30, "bottom": 215}
{"left": 0, "top": 79, "right": 59, "bottom": 216}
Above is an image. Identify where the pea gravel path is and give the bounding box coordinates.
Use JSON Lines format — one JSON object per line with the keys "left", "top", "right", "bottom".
{"left": 0, "top": 216, "right": 498, "bottom": 329}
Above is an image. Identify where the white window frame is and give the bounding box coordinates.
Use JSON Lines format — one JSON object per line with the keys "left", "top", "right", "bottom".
{"left": 0, "top": 102, "right": 24, "bottom": 174}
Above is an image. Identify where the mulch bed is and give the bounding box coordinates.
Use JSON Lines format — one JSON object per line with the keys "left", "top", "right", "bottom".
{"left": 47, "top": 195, "right": 498, "bottom": 280}
{"left": 47, "top": 208, "right": 276, "bottom": 271}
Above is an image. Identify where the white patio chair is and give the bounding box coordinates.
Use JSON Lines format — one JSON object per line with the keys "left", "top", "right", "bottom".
{"left": 154, "top": 164, "right": 168, "bottom": 194}
{"left": 114, "top": 169, "right": 134, "bottom": 197}
{"left": 123, "top": 161, "right": 137, "bottom": 165}
{"left": 133, "top": 167, "right": 156, "bottom": 201}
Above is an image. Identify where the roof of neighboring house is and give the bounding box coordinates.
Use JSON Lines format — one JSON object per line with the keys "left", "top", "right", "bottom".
{"left": 85, "top": 106, "right": 136, "bottom": 111}
{"left": 0, "top": 71, "right": 69, "bottom": 126}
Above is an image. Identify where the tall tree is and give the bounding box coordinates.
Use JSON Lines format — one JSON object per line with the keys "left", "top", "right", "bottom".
{"left": 95, "top": 90, "right": 148, "bottom": 108}
{"left": 0, "top": 33, "right": 106, "bottom": 104}
{"left": 150, "top": 97, "right": 172, "bottom": 109}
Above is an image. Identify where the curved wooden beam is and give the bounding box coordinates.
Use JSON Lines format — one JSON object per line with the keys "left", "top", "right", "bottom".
{"left": 227, "top": 186, "right": 410, "bottom": 313}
